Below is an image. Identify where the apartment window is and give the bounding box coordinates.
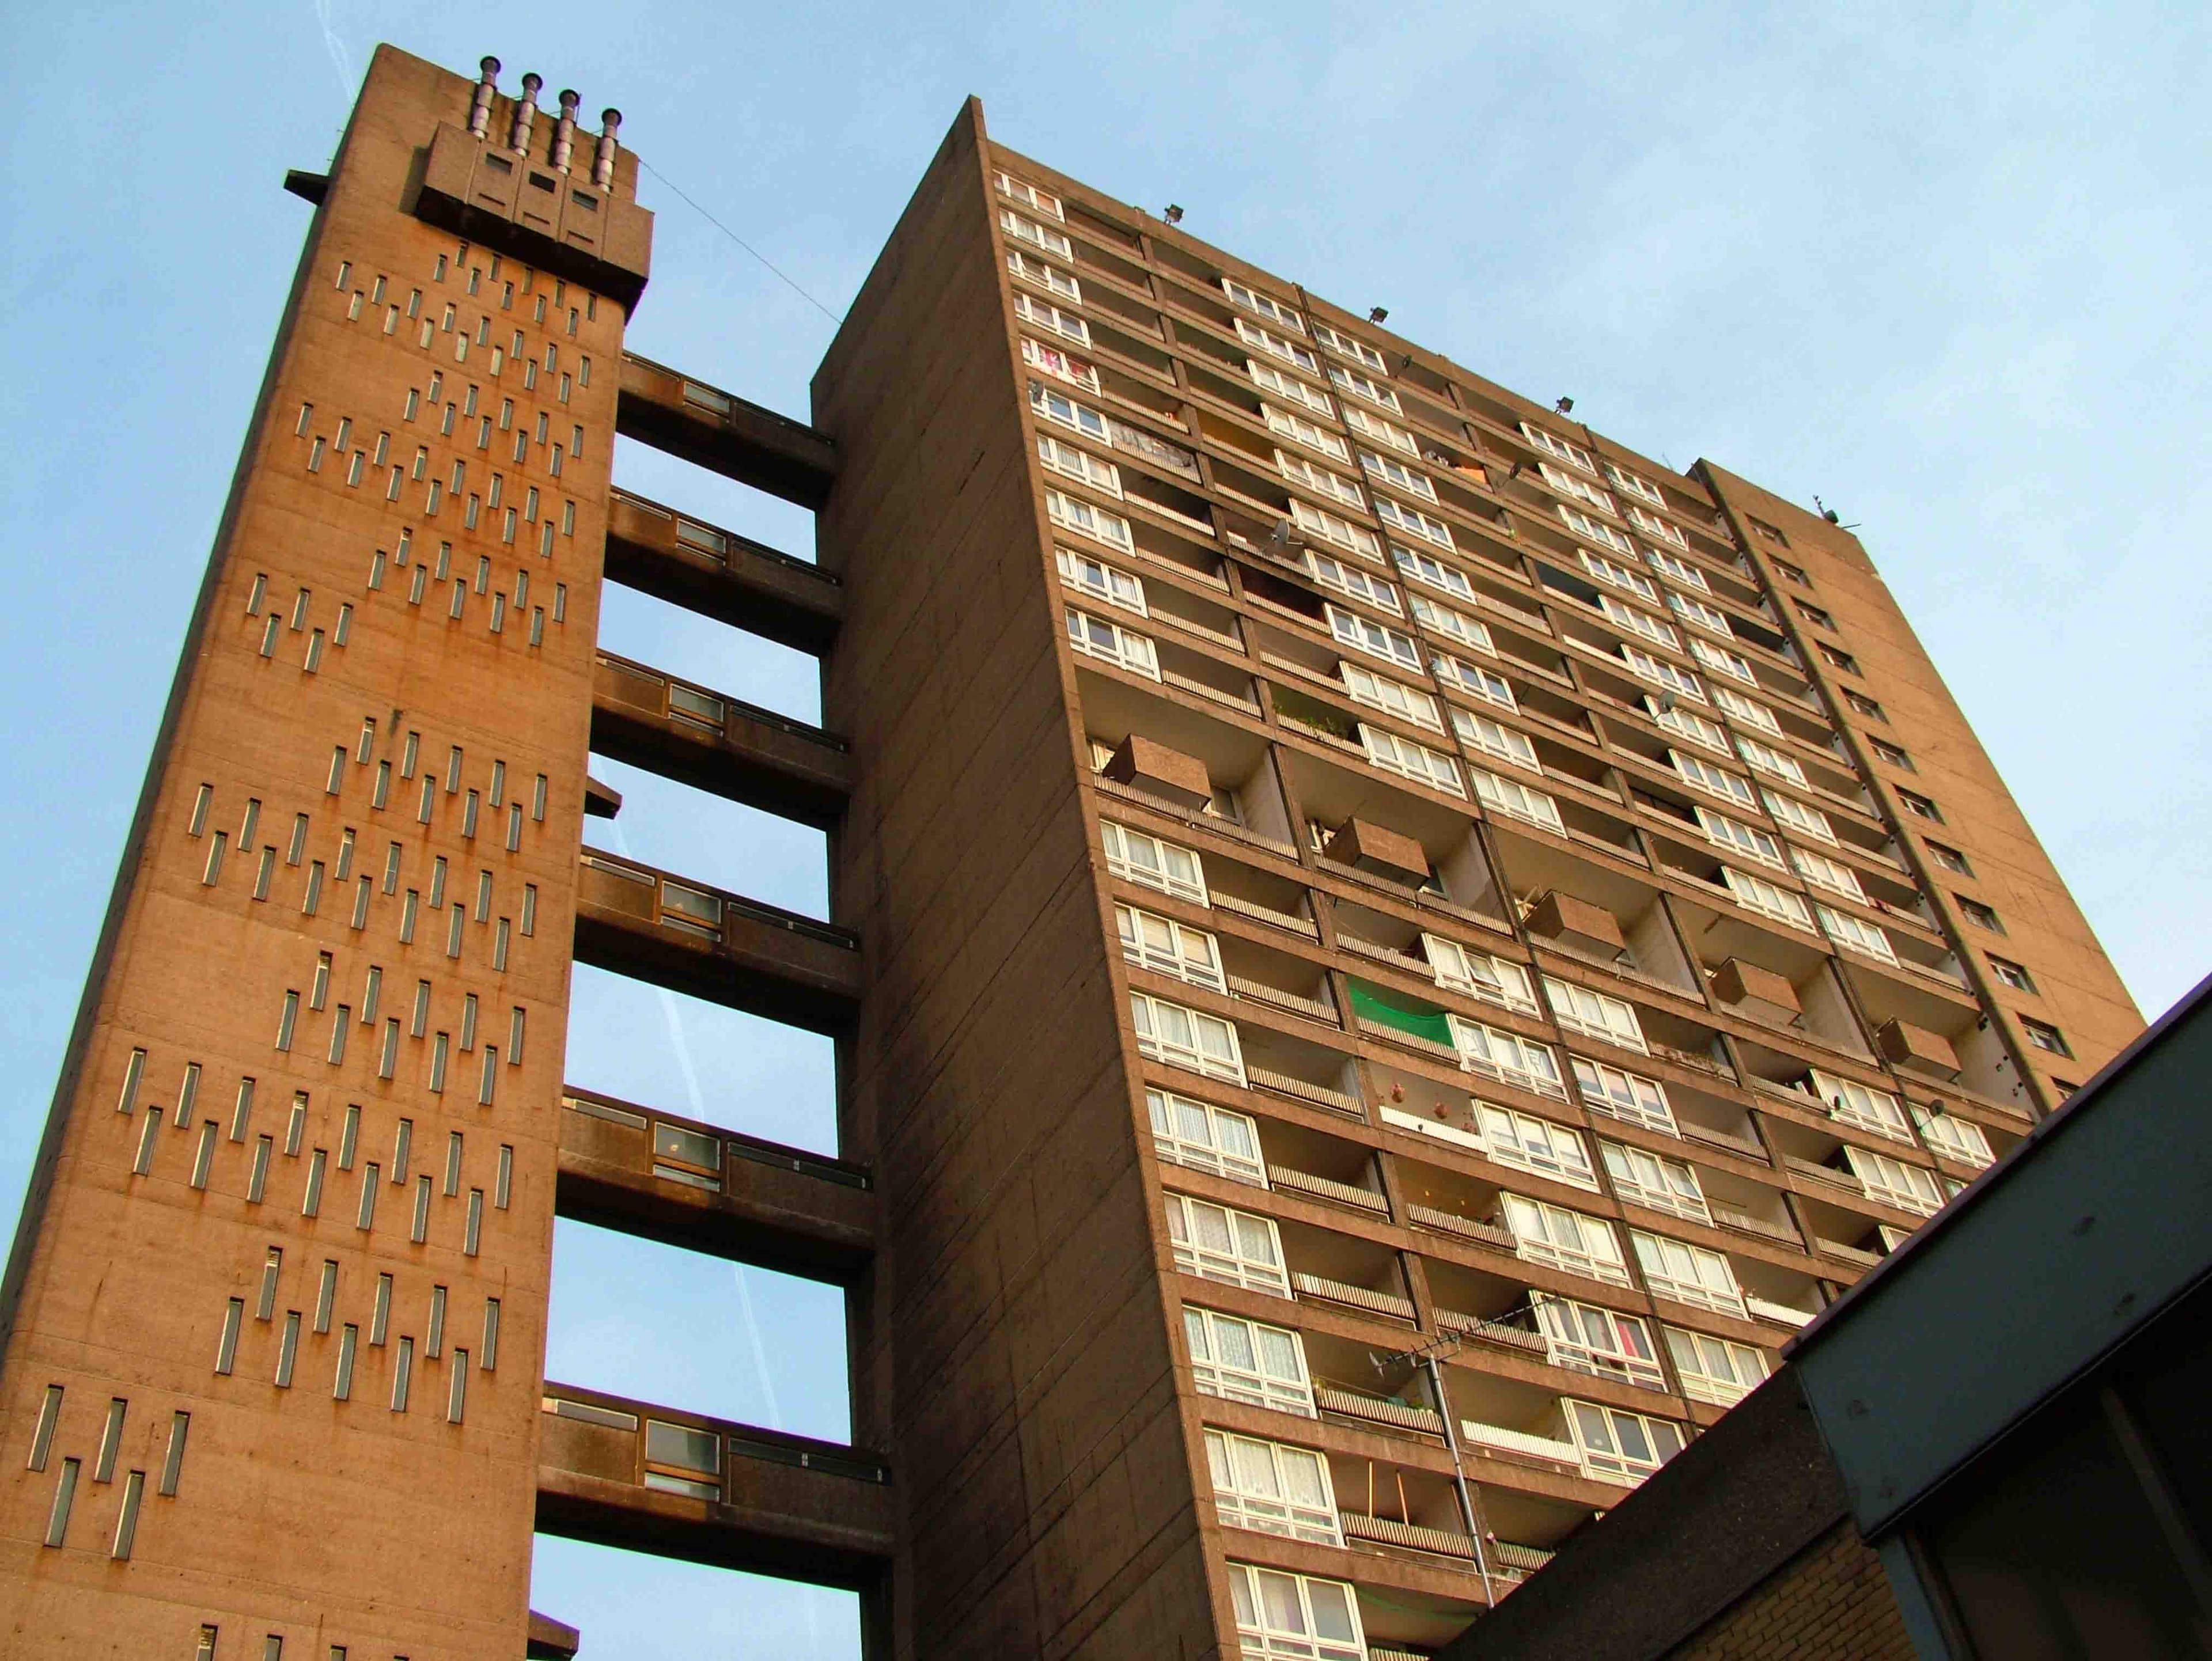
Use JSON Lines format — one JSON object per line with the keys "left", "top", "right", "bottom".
{"left": 1288, "top": 496, "right": 1382, "bottom": 560}
{"left": 1100, "top": 820, "right": 1206, "bottom": 905}
{"left": 1219, "top": 276, "right": 1302, "bottom": 332}
{"left": 1435, "top": 650, "right": 1516, "bottom": 711}
{"left": 1013, "top": 289, "right": 1088, "bottom": 345}
{"left": 1667, "top": 589, "right": 1734, "bottom": 638}
{"left": 1374, "top": 495, "right": 1455, "bottom": 551}
{"left": 1536, "top": 1295, "right": 1666, "bottom": 1391}
{"left": 1312, "top": 320, "right": 1387, "bottom": 372}
{"left": 2021, "top": 1017, "right": 2073, "bottom": 1057}
{"left": 1570, "top": 1056, "right": 1677, "bottom": 1136}
{"left": 1543, "top": 460, "right": 1615, "bottom": 515}
{"left": 1205, "top": 1429, "right": 1340, "bottom": 1545}
{"left": 1819, "top": 904, "right": 1897, "bottom": 965}
{"left": 1913, "top": 1105, "right": 1994, "bottom": 1168}
{"left": 1603, "top": 461, "right": 1667, "bottom": 507}
{"left": 1622, "top": 645, "right": 1705, "bottom": 704}
{"left": 1646, "top": 543, "right": 1712, "bottom": 593}
{"left": 1022, "top": 336, "right": 1100, "bottom": 391}
{"left": 1601, "top": 1140, "right": 1709, "bottom": 1223}
{"left": 1327, "top": 363, "right": 1402, "bottom": 416}
{"left": 1424, "top": 936, "right": 1537, "bottom": 1012}
{"left": 1845, "top": 689, "right": 1887, "bottom": 721}
{"left": 1502, "top": 1193, "right": 1629, "bottom": 1284}
{"left": 1148, "top": 1087, "right": 1264, "bottom": 1186}
{"left": 1163, "top": 1192, "right": 1287, "bottom": 1295}
{"left": 1711, "top": 684, "right": 1783, "bottom": 737}
{"left": 1263, "top": 403, "right": 1349, "bottom": 462}
{"left": 1344, "top": 403, "right": 1415, "bottom": 456}
{"left": 1600, "top": 593, "right": 1679, "bottom": 650}
{"left": 1359, "top": 448, "right": 1438, "bottom": 503}
{"left": 1734, "top": 736, "right": 1806, "bottom": 787}
{"left": 1688, "top": 635, "right": 1757, "bottom": 685}
{"left": 1671, "top": 749, "right": 1756, "bottom": 809}
{"left": 1308, "top": 552, "right": 1400, "bottom": 614}
{"left": 1130, "top": 991, "right": 1245, "bottom": 1086}
{"left": 1469, "top": 765, "right": 1565, "bottom": 833}
{"left": 1845, "top": 1144, "right": 1945, "bottom": 1216}
{"left": 1760, "top": 787, "right": 1831, "bottom": 844}
{"left": 1562, "top": 505, "right": 1635, "bottom": 556}
{"left": 1926, "top": 839, "right": 1974, "bottom": 875}
{"left": 1817, "top": 642, "right": 1861, "bottom": 675}
{"left": 1326, "top": 605, "right": 1421, "bottom": 672}
{"left": 1956, "top": 894, "right": 2003, "bottom": 932}
{"left": 1747, "top": 517, "right": 1789, "bottom": 547}
{"left": 1809, "top": 1067, "right": 1914, "bottom": 1141}
{"left": 1666, "top": 1325, "right": 1771, "bottom": 1408}
{"left": 1631, "top": 1230, "right": 1745, "bottom": 1315}
{"left": 1277, "top": 449, "right": 1365, "bottom": 511}
{"left": 1052, "top": 549, "right": 1145, "bottom": 621}
{"left": 1227, "top": 1563, "right": 1366, "bottom": 1661}
{"left": 1045, "top": 488, "right": 1132, "bottom": 551}
{"left": 1544, "top": 976, "right": 1647, "bottom": 1053}
{"left": 1391, "top": 543, "right": 1474, "bottom": 604}
{"left": 1064, "top": 606, "right": 1157, "bottom": 679}
{"left": 1691, "top": 809, "right": 1782, "bottom": 877}
{"left": 1795, "top": 600, "right": 1837, "bottom": 630}
{"left": 1627, "top": 505, "right": 1688, "bottom": 551}
{"left": 1116, "top": 902, "right": 1225, "bottom": 992}
{"left": 1566, "top": 1399, "right": 1689, "bottom": 1488}
{"left": 1184, "top": 1304, "right": 1314, "bottom": 1416}
{"left": 1006, "top": 247, "right": 1079, "bottom": 299}
{"left": 1248, "top": 359, "right": 1334, "bottom": 416}
{"left": 1234, "top": 315, "right": 1319, "bottom": 374}
{"left": 1791, "top": 845, "right": 1867, "bottom": 904}
{"left": 1361, "top": 725, "right": 1464, "bottom": 797}
{"left": 1987, "top": 954, "right": 2037, "bottom": 993}
{"left": 1477, "top": 1102, "right": 1596, "bottom": 1189}
{"left": 1722, "top": 866, "right": 1814, "bottom": 931}
{"left": 1521, "top": 422, "right": 1596, "bottom": 474}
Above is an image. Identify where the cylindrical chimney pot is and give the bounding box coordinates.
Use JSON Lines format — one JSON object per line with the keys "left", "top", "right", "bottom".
{"left": 467, "top": 56, "right": 501, "bottom": 139}
{"left": 592, "top": 108, "right": 622, "bottom": 190}
{"left": 510, "top": 72, "right": 542, "bottom": 153}
{"left": 552, "top": 89, "right": 580, "bottom": 173}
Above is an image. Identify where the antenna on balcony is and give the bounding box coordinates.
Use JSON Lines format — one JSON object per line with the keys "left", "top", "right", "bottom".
{"left": 1266, "top": 517, "right": 1304, "bottom": 552}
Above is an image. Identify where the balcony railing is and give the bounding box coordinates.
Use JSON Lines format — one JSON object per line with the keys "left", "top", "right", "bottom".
{"left": 1208, "top": 889, "right": 1319, "bottom": 939}
{"left": 1230, "top": 974, "right": 1340, "bottom": 1026}
{"left": 1268, "top": 1165, "right": 1389, "bottom": 1217}
{"left": 1247, "top": 1066, "right": 1365, "bottom": 1118}
{"left": 1293, "top": 1272, "right": 1415, "bottom": 1324}
{"left": 1745, "top": 1296, "right": 1816, "bottom": 1329}
{"left": 1314, "top": 1384, "right": 1444, "bottom": 1439}
{"left": 1340, "top": 1510, "right": 1482, "bottom": 1563}
{"left": 1459, "top": 1419, "right": 1584, "bottom": 1476}
{"left": 1407, "top": 1205, "right": 1517, "bottom": 1254}
{"left": 1434, "top": 1306, "right": 1548, "bottom": 1356}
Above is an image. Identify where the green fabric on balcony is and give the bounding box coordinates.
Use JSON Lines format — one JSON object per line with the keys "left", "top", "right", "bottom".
{"left": 1347, "top": 979, "right": 1453, "bottom": 1044}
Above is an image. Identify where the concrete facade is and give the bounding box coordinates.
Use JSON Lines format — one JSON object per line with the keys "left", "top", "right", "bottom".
{"left": 0, "top": 43, "right": 2146, "bottom": 1660}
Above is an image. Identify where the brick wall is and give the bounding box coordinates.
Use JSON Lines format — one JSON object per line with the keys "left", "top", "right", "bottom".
{"left": 1668, "top": 1519, "right": 1913, "bottom": 1660}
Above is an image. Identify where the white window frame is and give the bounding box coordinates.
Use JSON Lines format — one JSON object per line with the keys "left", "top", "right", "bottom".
{"left": 1308, "top": 552, "right": 1400, "bottom": 613}
{"left": 1763, "top": 788, "right": 1836, "bottom": 844}
{"left": 1667, "top": 590, "right": 1735, "bottom": 638}
{"left": 1711, "top": 684, "right": 1783, "bottom": 736}
{"left": 1476, "top": 1102, "right": 1597, "bottom": 1189}
{"left": 1005, "top": 247, "right": 1080, "bottom": 299}
{"left": 1471, "top": 766, "right": 1565, "bottom": 833}
{"left": 1450, "top": 1018, "right": 1566, "bottom": 1098}
{"left": 1790, "top": 845, "right": 1866, "bottom": 902}
{"left": 1437, "top": 653, "right": 1517, "bottom": 712}
{"left": 1361, "top": 725, "right": 1465, "bottom": 798}
{"left": 1631, "top": 1229, "right": 1746, "bottom": 1316}
{"left": 1013, "top": 289, "right": 1090, "bottom": 344}
{"left": 1066, "top": 605, "right": 1158, "bottom": 679}
{"left": 1544, "top": 977, "right": 1647, "bottom": 1053}
{"left": 1277, "top": 449, "right": 1365, "bottom": 509}
{"left": 1327, "top": 604, "right": 1421, "bottom": 671}
{"left": 1688, "top": 635, "right": 1757, "bottom": 684}
{"left": 1734, "top": 735, "right": 1806, "bottom": 787}
{"left": 1132, "top": 991, "right": 1246, "bottom": 1085}
{"left": 1696, "top": 805, "right": 1785, "bottom": 870}
{"left": 1046, "top": 488, "right": 1133, "bottom": 551}
{"left": 999, "top": 206, "right": 1071, "bottom": 257}
{"left": 1056, "top": 545, "right": 1146, "bottom": 615}
{"left": 1845, "top": 1144, "right": 1945, "bottom": 1216}
{"left": 1326, "top": 363, "right": 1401, "bottom": 412}
{"left": 1234, "top": 316, "right": 1320, "bottom": 373}
{"left": 1650, "top": 696, "right": 1729, "bottom": 753}
{"left": 1185, "top": 1305, "right": 1315, "bottom": 1417}
{"left": 1722, "top": 866, "right": 1815, "bottom": 931}
{"left": 1359, "top": 449, "right": 1437, "bottom": 502}
{"left": 1566, "top": 1398, "right": 1688, "bottom": 1486}
{"left": 1604, "top": 461, "right": 1666, "bottom": 506}
{"left": 995, "top": 172, "right": 1063, "bottom": 219}
{"left": 1913, "top": 1106, "right": 1994, "bottom": 1169}
{"left": 1452, "top": 707, "right": 1539, "bottom": 772}
{"left": 1819, "top": 904, "right": 1897, "bottom": 965}
{"left": 1622, "top": 645, "right": 1706, "bottom": 703}
{"left": 1578, "top": 548, "right": 1660, "bottom": 602}
{"left": 1377, "top": 494, "right": 1455, "bottom": 550}
{"left": 1029, "top": 378, "right": 1109, "bottom": 440}
{"left": 1601, "top": 1139, "right": 1709, "bottom": 1223}
{"left": 1118, "top": 901, "right": 1226, "bottom": 990}
{"left": 1571, "top": 1055, "right": 1679, "bottom": 1136}
{"left": 1665, "top": 1325, "right": 1770, "bottom": 1408}
{"left": 1290, "top": 498, "right": 1383, "bottom": 560}
{"left": 1205, "top": 1428, "right": 1341, "bottom": 1545}
{"left": 1600, "top": 593, "right": 1680, "bottom": 650}
{"left": 1101, "top": 820, "right": 1207, "bottom": 905}
{"left": 1345, "top": 403, "right": 1416, "bottom": 455}
{"left": 1395, "top": 547, "right": 1476, "bottom": 605}
{"left": 1342, "top": 661, "right": 1440, "bottom": 731}
{"left": 1249, "top": 360, "right": 1334, "bottom": 416}
{"left": 1226, "top": 1564, "right": 1366, "bottom": 1661}
{"left": 1542, "top": 461, "right": 1616, "bottom": 515}
{"left": 1022, "top": 338, "right": 1100, "bottom": 391}
{"left": 1808, "top": 1068, "right": 1914, "bottom": 1142}
{"left": 1645, "top": 543, "right": 1710, "bottom": 591}
{"left": 1263, "top": 404, "right": 1349, "bottom": 462}
{"left": 1150, "top": 1088, "right": 1265, "bottom": 1186}
{"left": 1165, "top": 1191, "right": 1287, "bottom": 1294}
{"left": 1222, "top": 278, "right": 1304, "bottom": 333}
{"left": 1671, "top": 749, "right": 1758, "bottom": 809}
{"left": 1312, "top": 320, "right": 1387, "bottom": 371}
{"left": 1536, "top": 1294, "right": 1666, "bottom": 1390}
{"left": 1502, "top": 1193, "right": 1630, "bottom": 1284}
{"left": 1425, "top": 937, "right": 1540, "bottom": 1014}
{"left": 1562, "top": 506, "right": 1636, "bottom": 555}
{"left": 1037, "top": 433, "right": 1120, "bottom": 496}
{"left": 1521, "top": 422, "right": 1596, "bottom": 473}
{"left": 1626, "top": 503, "right": 1689, "bottom": 549}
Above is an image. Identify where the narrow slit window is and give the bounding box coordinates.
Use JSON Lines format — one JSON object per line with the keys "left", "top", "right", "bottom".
{"left": 460, "top": 994, "right": 478, "bottom": 1051}
{"left": 230, "top": 1077, "right": 255, "bottom": 1142}
{"left": 443, "top": 1131, "right": 463, "bottom": 1196}
{"left": 275, "top": 1310, "right": 300, "bottom": 1386}
{"left": 377, "top": 1018, "right": 399, "bottom": 1079}
{"left": 310, "top": 953, "right": 332, "bottom": 1010}
{"left": 478, "top": 1048, "right": 497, "bottom": 1107}
{"left": 325, "top": 1006, "right": 347, "bottom": 1064}
{"left": 507, "top": 1006, "right": 525, "bottom": 1063}
{"left": 203, "top": 831, "right": 228, "bottom": 884}
{"left": 190, "top": 782, "right": 213, "bottom": 836}
{"left": 95, "top": 1398, "right": 127, "bottom": 1482}
{"left": 275, "top": 990, "right": 299, "bottom": 1052}
{"left": 215, "top": 1298, "right": 244, "bottom": 1375}
{"left": 482, "top": 1298, "right": 501, "bottom": 1369}
{"left": 333, "top": 1324, "right": 358, "bottom": 1400}
{"left": 327, "top": 747, "right": 346, "bottom": 795}
{"left": 258, "top": 1250, "right": 284, "bottom": 1318}
{"left": 392, "top": 1336, "right": 414, "bottom": 1412}
{"left": 493, "top": 917, "right": 510, "bottom": 970}
{"left": 393, "top": 1118, "right": 412, "bottom": 1182}
{"left": 301, "top": 1149, "right": 327, "bottom": 1218}
{"left": 521, "top": 885, "right": 537, "bottom": 935}
{"left": 372, "top": 1273, "right": 392, "bottom": 1344}
{"left": 285, "top": 1093, "right": 308, "bottom": 1156}
{"left": 110, "top": 1468, "right": 145, "bottom": 1560}
{"left": 314, "top": 1261, "right": 338, "bottom": 1333}
{"left": 446, "top": 1349, "right": 468, "bottom": 1423}
{"left": 426, "top": 1285, "right": 447, "bottom": 1357}
{"left": 287, "top": 814, "right": 309, "bottom": 865}
{"left": 158, "top": 1410, "right": 189, "bottom": 1496}
{"left": 132, "top": 1106, "right": 161, "bottom": 1175}
{"left": 302, "top": 862, "right": 325, "bottom": 916}
{"left": 495, "top": 1144, "right": 513, "bottom": 1209}
{"left": 28, "top": 1384, "right": 63, "bottom": 1471}
{"left": 190, "top": 1120, "right": 217, "bottom": 1188}
{"left": 411, "top": 1175, "right": 431, "bottom": 1243}
{"left": 116, "top": 1048, "right": 146, "bottom": 1114}
{"left": 464, "top": 1188, "right": 484, "bottom": 1256}
{"left": 356, "top": 1163, "right": 379, "bottom": 1229}
{"left": 253, "top": 845, "right": 274, "bottom": 900}
{"left": 44, "top": 1458, "right": 79, "bottom": 1547}
{"left": 248, "top": 1135, "right": 272, "bottom": 1202}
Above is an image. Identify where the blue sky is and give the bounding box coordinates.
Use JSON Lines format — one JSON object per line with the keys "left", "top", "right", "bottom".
{"left": 3, "top": 2, "right": 2206, "bottom": 1652}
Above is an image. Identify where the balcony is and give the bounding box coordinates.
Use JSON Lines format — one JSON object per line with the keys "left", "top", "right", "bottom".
{"left": 615, "top": 352, "right": 836, "bottom": 510}
{"left": 536, "top": 1384, "right": 890, "bottom": 1588}
{"left": 604, "top": 488, "right": 842, "bottom": 654}
{"left": 590, "top": 650, "right": 850, "bottom": 828}
{"left": 555, "top": 1087, "right": 874, "bottom": 1284}
{"left": 573, "top": 848, "right": 860, "bottom": 1035}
